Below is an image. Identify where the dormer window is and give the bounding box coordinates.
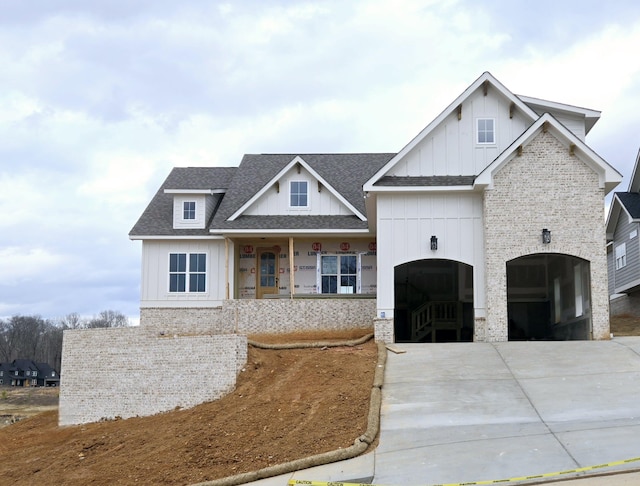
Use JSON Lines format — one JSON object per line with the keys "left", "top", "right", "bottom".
{"left": 290, "top": 181, "right": 308, "bottom": 207}
{"left": 477, "top": 118, "right": 495, "bottom": 144}
{"left": 183, "top": 201, "right": 196, "bottom": 220}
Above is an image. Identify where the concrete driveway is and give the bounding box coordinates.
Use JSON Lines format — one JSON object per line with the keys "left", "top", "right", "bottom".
{"left": 248, "top": 337, "right": 640, "bottom": 486}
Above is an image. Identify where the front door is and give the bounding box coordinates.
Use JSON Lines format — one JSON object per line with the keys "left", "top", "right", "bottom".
{"left": 257, "top": 248, "right": 279, "bottom": 299}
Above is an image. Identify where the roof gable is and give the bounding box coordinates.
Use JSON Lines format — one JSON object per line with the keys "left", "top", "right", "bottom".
{"left": 228, "top": 156, "right": 366, "bottom": 221}
{"left": 474, "top": 113, "right": 622, "bottom": 194}
{"left": 129, "top": 167, "right": 236, "bottom": 238}
{"left": 364, "top": 72, "right": 539, "bottom": 191}
{"left": 211, "top": 153, "right": 394, "bottom": 232}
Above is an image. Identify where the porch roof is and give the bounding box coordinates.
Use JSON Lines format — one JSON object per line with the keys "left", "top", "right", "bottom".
{"left": 374, "top": 175, "right": 476, "bottom": 187}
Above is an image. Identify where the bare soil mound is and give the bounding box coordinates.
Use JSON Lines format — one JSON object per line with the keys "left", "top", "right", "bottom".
{"left": 0, "top": 330, "right": 377, "bottom": 485}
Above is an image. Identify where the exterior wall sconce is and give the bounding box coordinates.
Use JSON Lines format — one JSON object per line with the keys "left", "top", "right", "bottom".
{"left": 430, "top": 235, "right": 438, "bottom": 251}
{"left": 542, "top": 228, "right": 551, "bottom": 244}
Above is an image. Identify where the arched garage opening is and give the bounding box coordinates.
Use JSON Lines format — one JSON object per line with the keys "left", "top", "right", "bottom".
{"left": 394, "top": 259, "right": 474, "bottom": 343}
{"left": 507, "top": 254, "right": 591, "bottom": 340}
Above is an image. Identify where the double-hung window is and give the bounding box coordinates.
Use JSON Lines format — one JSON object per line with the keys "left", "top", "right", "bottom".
{"left": 615, "top": 243, "right": 627, "bottom": 270}
{"left": 169, "top": 253, "right": 207, "bottom": 292}
{"left": 477, "top": 118, "right": 495, "bottom": 144}
{"left": 183, "top": 201, "right": 196, "bottom": 220}
{"left": 320, "top": 255, "right": 358, "bottom": 294}
{"left": 290, "top": 181, "right": 308, "bottom": 207}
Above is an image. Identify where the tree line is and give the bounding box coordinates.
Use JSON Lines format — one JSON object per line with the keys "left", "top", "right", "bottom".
{"left": 0, "top": 310, "right": 130, "bottom": 372}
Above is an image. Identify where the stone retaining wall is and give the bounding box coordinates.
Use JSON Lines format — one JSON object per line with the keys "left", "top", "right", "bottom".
{"left": 59, "top": 327, "right": 247, "bottom": 425}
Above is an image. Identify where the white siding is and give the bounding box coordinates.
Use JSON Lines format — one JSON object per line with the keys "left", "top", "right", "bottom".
{"left": 243, "top": 165, "right": 352, "bottom": 216}
{"left": 389, "top": 88, "right": 530, "bottom": 177}
{"left": 376, "top": 192, "right": 485, "bottom": 316}
{"left": 140, "top": 239, "right": 226, "bottom": 307}
{"left": 172, "top": 195, "right": 207, "bottom": 229}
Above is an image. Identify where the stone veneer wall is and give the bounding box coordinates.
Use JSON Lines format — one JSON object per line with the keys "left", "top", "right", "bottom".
{"left": 59, "top": 327, "right": 247, "bottom": 425}
{"left": 482, "top": 131, "right": 610, "bottom": 341}
{"left": 140, "top": 307, "right": 230, "bottom": 334}
{"left": 224, "top": 298, "right": 376, "bottom": 335}
{"left": 140, "top": 298, "right": 376, "bottom": 335}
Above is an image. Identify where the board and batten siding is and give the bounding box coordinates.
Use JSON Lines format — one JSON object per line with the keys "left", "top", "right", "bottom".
{"left": 611, "top": 211, "right": 640, "bottom": 293}
{"left": 140, "top": 239, "right": 228, "bottom": 307}
{"left": 388, "top": 88, "right": 530, "bottom": 178}
{"left": 244, "top": 165, "right": 352, "bottom": 216}
{"left": 376, "top": 192, "right": 485, "bottom": 317}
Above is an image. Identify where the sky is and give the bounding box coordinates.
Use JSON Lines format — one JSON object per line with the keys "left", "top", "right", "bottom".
{"left": 1, "top": 0, "right": 640, "bottom": 323}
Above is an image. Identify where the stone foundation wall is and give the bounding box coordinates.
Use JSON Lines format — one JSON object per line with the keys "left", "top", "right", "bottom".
{"left": 140, "top": 298, "right": 376, "bottom": 336}
{"left": 59, "top": 327, "right": 247, "bottom": 425}
{"left": 225, "top": 298, "right": 376, "bottom": 335}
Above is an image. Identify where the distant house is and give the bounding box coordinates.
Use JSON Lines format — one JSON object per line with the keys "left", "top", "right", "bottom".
{"left": 606, "top": 150, "right": 640, "bottom": 316}
{"left": 0, "top": 360, "right": 60, "bottom": 387}
{"left": 130, "top": 72, "right": 621, "bottom": 342}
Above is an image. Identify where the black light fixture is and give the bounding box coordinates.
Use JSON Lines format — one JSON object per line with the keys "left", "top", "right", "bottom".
{"left": 542, "top": 228, "right": 551, "bottom": 244}
{"left": 430, "top": 235, "right": 438, "bottom": 251}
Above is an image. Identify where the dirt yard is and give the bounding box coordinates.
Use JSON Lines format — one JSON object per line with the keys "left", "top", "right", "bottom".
{"left": 0, "top": 329, "right": 377, "bottom": 485}
{"left": 1, "top": 319, "right": 638, "bottom": 486}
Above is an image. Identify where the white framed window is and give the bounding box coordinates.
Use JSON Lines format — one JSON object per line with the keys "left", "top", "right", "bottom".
{"left": 290, "top": 181, "right": 308, "bottom": 207}
{"left": 31, "top": 379, "right": 37, "bottom": 386}
{"left": 183, "top": 201, "right": 196, "bottom": 220}
{"left": 631, "top": 229, "right": 638, "bottom": 239}
{"left": 477, "top": 118, "right": 495, "bottom": 144}
{"left": 169, "top": 253, "right": 207, "bottom": 292}
{"left": 318, "top": 254, "right": 360, "bottom": 294}
{"left": 615, "top": 243, "right": 627, "bottom": 270}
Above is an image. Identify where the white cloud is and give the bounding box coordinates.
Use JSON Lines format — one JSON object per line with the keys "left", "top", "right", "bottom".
{"left": 0, "top": 247, "right": 66, "bottom": 284}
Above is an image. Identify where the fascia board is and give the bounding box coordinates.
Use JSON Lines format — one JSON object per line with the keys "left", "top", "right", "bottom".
{"left": 605, "top": 194, "right": 623, "bottom": 239}
{"left": 129, "top": 235, "right": 225, "bottom": 241}
{"left": 475, "top": 113, "right": 623, "bottom": 192}
{"left": 518, "top": 95, "right": 601, "bottom": 118}
{"left": 211, "top": 229, "right": 372, "bottom": 237}
{"left": 228, "top": 155, "right": 366, "bottom": 221}
{"left": 363, "top": 72, "right": 538, "bottom": 192}
{"left": 164, "top": 189, "right": 225, "bottom": 194}
{"left": 368, "top": 185, "right": 476, "bottom": 193}
{"left": 626, "top": 148, "right": 640, "bottom": 192}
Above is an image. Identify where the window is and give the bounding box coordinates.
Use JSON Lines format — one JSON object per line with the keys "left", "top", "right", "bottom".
{"left": 31, "top": 379, "right": 37, "bottom": 386}
{"left": 616, "top": 243, "right": 627, "bottom": 270}
{"left": 183, "top": 201, "right": 196, "bottom": 220}
{"left": 32, "top": 371, "right": 37, "bottom": 377}
{"left": 477, "top": 118, "right": 495, "bottom": 144}
{"left": 169, "top": 253, "right": 206, "bottom": 292}
{"left": 320, "top": 255, "right": 358, "bottom": 294}
{"left": 290, "top": 181, "right": 308, "bottom": 207}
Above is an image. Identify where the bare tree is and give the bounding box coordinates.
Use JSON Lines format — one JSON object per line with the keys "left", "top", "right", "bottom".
{"left": 86, "top": 310, "right": 130, "bottom": 328}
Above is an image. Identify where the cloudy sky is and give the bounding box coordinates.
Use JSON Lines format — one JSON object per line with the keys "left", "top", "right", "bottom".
{"left": 1, "top": 0, "right": 640, "bottom": 322}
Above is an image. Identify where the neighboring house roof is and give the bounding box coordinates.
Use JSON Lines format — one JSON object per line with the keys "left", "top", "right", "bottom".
{"left": 616, "top": 192, "right": 640, "bottom": 219}
{"left": 129, "top": 167, "right": 237, "bottom": 237}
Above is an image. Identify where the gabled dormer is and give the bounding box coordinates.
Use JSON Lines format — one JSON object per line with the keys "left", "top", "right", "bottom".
{"left": 229, "top": 156, "right": 366, "bottom": 220}
{"left": 164, "top": 189, "right": 224, "bottom": 230}
{"left": 518, "top": 95, "right": 600, "bottom": 141}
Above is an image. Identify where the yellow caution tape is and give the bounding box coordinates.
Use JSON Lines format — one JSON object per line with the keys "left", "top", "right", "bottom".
{"left": 288, "top": 455, "right": 640, "bottom": 486}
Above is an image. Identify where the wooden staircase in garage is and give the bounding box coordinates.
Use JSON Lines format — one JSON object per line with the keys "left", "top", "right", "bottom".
{"left": 411, "top": 301, "right": 463, "bottom": 342}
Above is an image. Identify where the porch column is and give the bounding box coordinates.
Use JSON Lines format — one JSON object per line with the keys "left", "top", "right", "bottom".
{"left": 224, "top": 237, "right": 230, "bottom": 300}
{"left": 289, "top": 237, "right": 295, "bottom": 299}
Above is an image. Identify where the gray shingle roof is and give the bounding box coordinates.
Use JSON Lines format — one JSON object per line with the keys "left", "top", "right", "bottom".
{"left": 616, "top": 192, "right": 640, "bottom": 219}
{"left": 375, "top": 175, "right": 476, "bottom": 186}
{"left": 129, "top": 167, "right": 236, "bottom": 236}
{"left": 131, "top": 154, "right": 396, "bottom": 235}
